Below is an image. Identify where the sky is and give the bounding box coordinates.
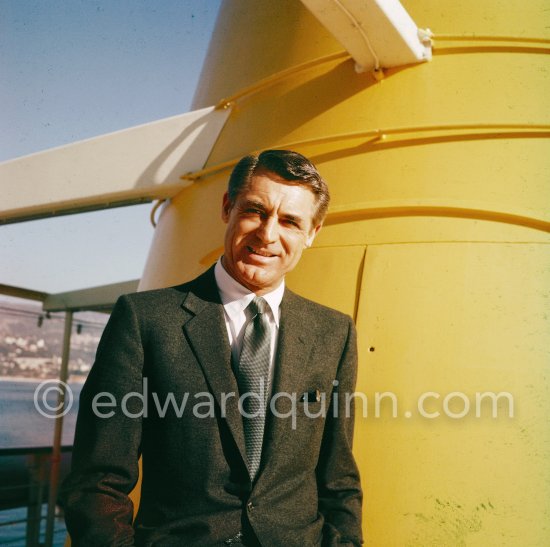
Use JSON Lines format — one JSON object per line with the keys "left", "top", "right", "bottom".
{"left": 0, "top": 0, "right": 222, "bottom": 294}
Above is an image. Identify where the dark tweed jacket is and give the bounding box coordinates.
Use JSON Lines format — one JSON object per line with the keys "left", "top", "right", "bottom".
{"left": 61, "top": 266, "right": 362, "bottom": 546}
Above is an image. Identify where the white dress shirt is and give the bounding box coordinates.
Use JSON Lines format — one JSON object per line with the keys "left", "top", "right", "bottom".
{"left": 214, "top": 258, "right": 284, "bottom": 388}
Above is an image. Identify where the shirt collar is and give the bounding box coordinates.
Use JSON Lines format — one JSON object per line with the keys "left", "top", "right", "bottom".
{"left": 214, "top": 258, "right": 284, "bottom": 325}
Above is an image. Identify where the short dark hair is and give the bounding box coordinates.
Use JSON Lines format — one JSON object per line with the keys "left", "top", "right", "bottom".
{"left": 227, "top": 149, "right": 330, "bottom": 225}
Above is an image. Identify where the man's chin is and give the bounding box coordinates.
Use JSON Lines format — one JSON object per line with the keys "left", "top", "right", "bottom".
{"left": 238, "top": 264, "right": 279, "bottom": 291}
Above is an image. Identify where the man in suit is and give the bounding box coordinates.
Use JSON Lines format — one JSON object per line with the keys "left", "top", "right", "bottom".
{"left": 62, "top": 149, "right": 363, "bottom": 546}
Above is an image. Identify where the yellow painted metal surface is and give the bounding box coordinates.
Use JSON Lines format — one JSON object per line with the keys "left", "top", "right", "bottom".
{"left": 355, "top": 243, "right": 550, "bottom": 545}
{"left": 285, "top": 246, "right": 366, "bottom": 318}
{"left": 138, "top": 0, "right": 550, "bottom": 544}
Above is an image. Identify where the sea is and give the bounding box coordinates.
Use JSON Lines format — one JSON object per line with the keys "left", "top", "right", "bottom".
{"left": 0, "top": 379, "right": 82, "bottom": 449}
{"left": 0, "top": 379, "right": 83, "bottom": 546}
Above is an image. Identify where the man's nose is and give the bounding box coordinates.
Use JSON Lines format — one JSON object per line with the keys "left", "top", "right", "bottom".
{"left": 257, "top": 216, "right": 278, "bottom": 243}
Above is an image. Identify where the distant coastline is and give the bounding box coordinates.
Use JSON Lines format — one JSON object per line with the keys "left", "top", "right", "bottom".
{"left": 0, "top": 376, "right": 86, "bottom": 383}
{"left": 1, "top": 296, "right": 106, "bottom": 383}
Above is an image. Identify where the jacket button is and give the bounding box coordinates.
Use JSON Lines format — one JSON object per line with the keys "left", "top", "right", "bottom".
{"left": 247, "top": 501, "right": 254, "bottom": 511}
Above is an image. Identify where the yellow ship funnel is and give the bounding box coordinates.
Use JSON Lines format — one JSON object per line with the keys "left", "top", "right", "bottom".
{"left": 139, "top": 0, "right": 550, "bottom": 544}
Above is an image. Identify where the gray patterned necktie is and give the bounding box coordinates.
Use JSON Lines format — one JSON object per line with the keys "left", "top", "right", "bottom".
{"left": 238, "top": 296, "right": 271, "bottom": 481}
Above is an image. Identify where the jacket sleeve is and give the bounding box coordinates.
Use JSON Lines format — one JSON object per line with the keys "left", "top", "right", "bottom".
{"left": 60, "top": 295, "right": 144, "bottom": 546}
{"left": 317, "top": 316, "right": 363, "bottom": 546}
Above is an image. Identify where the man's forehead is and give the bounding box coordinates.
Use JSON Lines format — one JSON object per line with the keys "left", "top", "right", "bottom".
{"left": 239, "top": 172, "right": 314, "bottom": 201}
{"left": 242, "top": 183, "right": 314, "bottom": 212}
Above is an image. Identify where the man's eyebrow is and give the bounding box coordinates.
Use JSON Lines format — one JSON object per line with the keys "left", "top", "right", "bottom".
{"left": 281, "top": 213, "right": 304, "bottom": 224}
{"left": 239, "top": 200, "right": 305, "bottom": 224}
{"left": 240, "top": 199, "right": 267, "bottom": 210}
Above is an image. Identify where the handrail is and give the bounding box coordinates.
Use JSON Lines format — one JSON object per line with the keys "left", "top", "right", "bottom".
{"left": 180, "top": 123, "right": 550, "bottom": 181}
{"left": 0, "top": 446, "right": 72, "bottom": 546}
{"left": 433, "top": 34, "right": 550, "bottom": 45}
{"left": 0, "top": 446, "right": 73, "bottom": 456}
{"left": 213, "top": 35, "right": 550, "bottom": 112}
{"left": 215, "top": 50, "right": 351, "bottom": 110}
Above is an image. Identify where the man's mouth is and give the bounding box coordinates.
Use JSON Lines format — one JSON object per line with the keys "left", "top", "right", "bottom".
{"left": 247, "top": 246, "right": 276, "bottom": 258}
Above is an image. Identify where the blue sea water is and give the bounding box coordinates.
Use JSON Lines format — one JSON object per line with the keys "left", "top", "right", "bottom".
{"left": 0, "top": 505, "right": 66, "bottom": 546}
{"left": 0, "top": 380, "right": 82, "bottom": 449}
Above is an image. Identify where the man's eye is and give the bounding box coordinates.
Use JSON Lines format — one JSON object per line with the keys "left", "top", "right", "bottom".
{"left": 283, "top": 219, "right": 299, "bottom": 227}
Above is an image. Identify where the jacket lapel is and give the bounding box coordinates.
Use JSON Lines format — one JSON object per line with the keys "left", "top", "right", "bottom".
{"left": 271, "top": 290, "right": 315, "bottom": 399}
{"left": 260, "top": 290, "right": 316, "bottom": 472}
{"left": 179, "top": 273, "right": 320, "bottom": 482}
{"left": 180, "top": 268, "right": 247, "bottom": 466}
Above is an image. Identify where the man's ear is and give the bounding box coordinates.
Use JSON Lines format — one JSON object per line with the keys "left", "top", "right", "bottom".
{"left": 221, "top": 192, "right": 232, "bottom": 223}
{"left": 305, "top": 223, "right": 322, "bottom": 248}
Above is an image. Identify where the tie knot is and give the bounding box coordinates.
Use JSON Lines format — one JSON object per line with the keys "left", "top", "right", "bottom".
{"left": 248, "top": 296, "right": 268, "bottom": 316}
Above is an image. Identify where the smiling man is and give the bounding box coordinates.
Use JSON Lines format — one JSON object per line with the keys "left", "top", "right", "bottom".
{"left": 62, "top": 150, "right": 363, "bottom": 546}
{"left": 221, "top": 156, "right": 323, "bottom": 295}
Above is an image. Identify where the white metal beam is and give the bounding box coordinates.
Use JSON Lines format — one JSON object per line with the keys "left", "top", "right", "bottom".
{"left": 0, "top": 105, "right": 231, "bottom": 224}
{"left": 0, "top": 283, "right": 48, "bottom": 302}
{"left": 300, "top": 0, "right": 432, "bottom": 72}
{"left": 43, "top": 279, "right": 139, "bottom": 312}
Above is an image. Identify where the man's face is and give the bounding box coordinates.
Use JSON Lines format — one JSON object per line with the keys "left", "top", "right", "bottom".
{"left": 221, "top": 170, "right": 321, "bottom": 295}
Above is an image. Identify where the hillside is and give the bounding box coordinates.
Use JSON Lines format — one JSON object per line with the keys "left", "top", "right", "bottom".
{"left": 0, "top": 296, "right": 107, "bottom": 380}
